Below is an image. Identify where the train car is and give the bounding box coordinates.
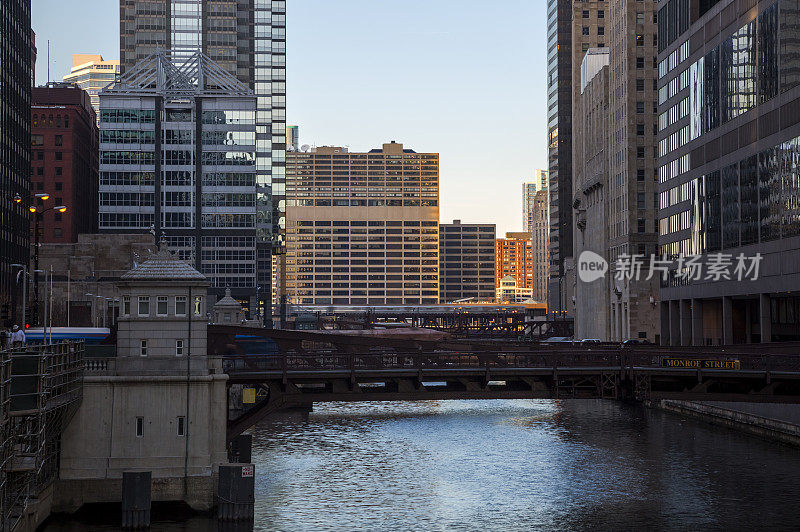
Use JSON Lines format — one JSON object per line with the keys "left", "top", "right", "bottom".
{"left": 24, "top": 327, "right": 112, "bottom": 344}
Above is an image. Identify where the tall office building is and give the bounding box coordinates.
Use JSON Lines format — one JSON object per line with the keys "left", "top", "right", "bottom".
{"left": 98, "top": 51, "right": 258, "bottom": 305}
{"left": 286, "top": 125, "right": 299, "bottom": 151}
{"left": 523, "top": 177, "right": 550, "bottom": 303}
{"left": 522, "top": 170, "right": 548, "bottom": 232}
{"left": 0, "top": 0, "right": 32, "bottom": 319}
{"left": 572, "top": 0, "right": 660, "bottom": 342}
{"left": 63, "top": 54, "right": 121, "bottom": 117}
{"left": 439, "top": 220, "right": 496, "bottom": 303}
{"left": 657, "top": 0, "right": 800, "bottom": 345}
{"left": 547, "top": 0, "right": 604, "bottom": 316}
{"left": 495, "top": 232, "right": 534, "bottom": 299}
{"left": 120, "top": 0, "right": 286, "bottom": 312}
{"left": 32, "top": 84, "right": 99, "bottom": 243}
{"left": 285, "top": 142, "right": 439, "bottom": 305}
{"left": 573, "top": 49, "right": 611, "bottom": 340}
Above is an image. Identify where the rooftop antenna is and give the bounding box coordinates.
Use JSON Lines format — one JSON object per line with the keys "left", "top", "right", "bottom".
{"left": 47, "top": 40, "right": 50, "bottom": 83}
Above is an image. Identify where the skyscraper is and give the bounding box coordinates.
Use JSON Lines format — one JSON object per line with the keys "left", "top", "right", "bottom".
{"left": 63, "top": 54, "right": 121, "bottom": 117}
{"left": 439, "top": 220, "right": 496, "bottom": 303}
{"left": 547, "top": 0, "right": 602, "bottom": 316}
{"left": 120, "top": 0, "right": 286, "bottom": 312}
{"left": 0, "top": 0, "right": 32, "bottom": 321}
{"left": 286, "top": 125, "right": 299, "bottom": 151}
{"left": 98, "top": 51, "right": 258, "bottom": 306}
{"left": 285, "top": 142, "right": 439, "bottom": 305}
{"left": 657, "top": 0, "right": 800, "bottom": 345}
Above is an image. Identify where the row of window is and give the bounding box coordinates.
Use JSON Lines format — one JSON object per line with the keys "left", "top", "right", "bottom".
{"left": 121, "top": 295, "right": 203, "bottom": 318}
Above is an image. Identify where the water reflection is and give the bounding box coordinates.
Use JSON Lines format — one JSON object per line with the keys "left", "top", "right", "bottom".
{"left": 44, "top": 399, "right": 800, "bottom": 531}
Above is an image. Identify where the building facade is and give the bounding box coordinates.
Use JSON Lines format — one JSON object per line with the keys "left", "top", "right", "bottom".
{"left": 63, "top": 54, "right": 121, "bottom": 117}
{"left": 496, "top": 275, "right": 533, "bottom": 303}
{"left": 98, "top": 51, "right": 258, "bottom": 307}
{"left": 496, "top": 232, "right": 534, "bottom": 297}
{"left": 286, "top": 125, "right": 299, "bottom": 151}
{"left": 0, "top": 0, "right": 32, "bottom": 321}
{"left": 32, "top": 84, "right": 99, "bottom": 243}
{"left": 285, "top": 142, "right": 439, "bottom": 305}
{"left": 438, "top": 220, "right": 496, "bottom": 303}
{"left": 657, "top": 0, "right": 800, "bottom": 345}
{"left": 573, "top": 49, "right": 612, "bottom": 340}
{"left": 120, "top": 0, "right": 287, "bottom": 312}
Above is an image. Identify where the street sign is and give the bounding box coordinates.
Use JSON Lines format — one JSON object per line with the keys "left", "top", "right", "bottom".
{"left": 241, "top": 465, "right": 254, "bottom": 478}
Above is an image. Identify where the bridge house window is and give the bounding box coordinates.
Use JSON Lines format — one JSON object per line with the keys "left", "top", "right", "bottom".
{"left": 157, "top": 296, "right": 168, "bottom": 316}
{"left": 135, "top": 417, "right": 144, "bottom": 437}
{"left": 177, "top": 416, "right": 185, "bottom": 437}
{"left": 140, "top": 340, "right": 147, "bottom": 357}
{"left": 122, "top": 296, "right": 130, "bottom": 315}
{"left": 176, "top": 339, "right": 184, "bottom": 356}
{"left": 138, "top": 296, "right": 150, "bottom": 316}
{"left": 176, "top": 296, "right": 187, "bottom": 316}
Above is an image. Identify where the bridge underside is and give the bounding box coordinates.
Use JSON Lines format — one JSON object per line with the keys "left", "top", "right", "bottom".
{"left": 227, "top": 369, "right": 800, "bottom": 440}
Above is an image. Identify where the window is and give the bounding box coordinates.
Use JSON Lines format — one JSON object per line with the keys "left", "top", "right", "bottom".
{"left": 135, "top": 417, "right": 144, "bottom": 437}
{"left": 636, "top": 124, "right": 645, "bottom": 135}
{"left": 636, "top": 12, "right": 644, "bottom": 24}
{"left": 55, "top": 135, "right": 63, "bottom": 146}
{"left": 176, "top": 339, "right": 184, "bottom": 356}
{"left": 598, "top": 26, "right": 605, "bottom": 35}
{"left": 582, "top": 9, "right": 589, "bottom": 18}
{"left": 54, "top": 212, "right": 61, "bottom": 222}
{"left": 55, "top": 167, "right": 62, "bottom": 176}
{"left": 636, "top": 34, "right": 644, "bottom": 46}
{"left": 193, "top": 296, "right": 203, "bottom": 316}
{"left": 36, "top": 151, "right": 43, "bottom": 160}
{"left": 55, "top": 151, "right": 62, "bottom": 161}
{"left": 636, "top": 78, "right": 645, "bottom": 91}
{"left": 138, "top": 296, "right": 150, "bottom": 316}
{"left": 637, "top": 146, "right": 646, "bottom": 158}
{"left": 582, "top": 26, "right": 590, "bottom": 36}
{"left": 637, "top": 169, "right": 645, "bottom": 181}
{"left": 177, "top": 416, "right": 185, "bottom": 437}
{"left": 36, "top": 167, "right": 43, "bottom": 176}
{"left": 598, "top": 10, "right": 604, "bottom": 18}
{"left": 175, "top": 296, "right": 187, "bottom": 316}
{"left": 637, "top": 219, "right": 646, "bottom": 232}
{"left": 55, "top": 182, "right": 63, "bottom": 191}
{"left": 140, "top": 339, "right": 148, "bottom": 356}
{"left": 123, "top": 296, "right": 130, "bottom": 315}
{"left": 582, "top": 42, "right": 590, "bottom": 52}
{"left": 157, "top": 296, "right": 168, "bottom": 316}
{"left": 637, "top": 193, "right": 646, "bottom": 209}
{"left": 636, "top": 101, "right": 645, "bottom": 114}
{"left": 636, "top": 57, "right": 645, "bottom": 69}
{"left": 54, "top": 228, "right": 62, "bottom": 238}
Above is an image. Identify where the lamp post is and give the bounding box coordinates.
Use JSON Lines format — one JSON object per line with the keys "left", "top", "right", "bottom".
{"left": 16, "top": 192, "right": 67, "bottom": 326}
{"left": 10, "top": 264, "right": 27, "bottom": 328}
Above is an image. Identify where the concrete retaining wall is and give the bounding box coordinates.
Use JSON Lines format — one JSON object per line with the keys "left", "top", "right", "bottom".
{"left": 658, "top": 399, "right": 800, "bottom": 447}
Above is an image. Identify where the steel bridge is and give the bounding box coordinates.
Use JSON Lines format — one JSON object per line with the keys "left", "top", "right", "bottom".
{"left": 209, "top": 326, "right": 800, "bottom": 441}
{"left": 0, "top": 342, "right": 84, "bottom": 531}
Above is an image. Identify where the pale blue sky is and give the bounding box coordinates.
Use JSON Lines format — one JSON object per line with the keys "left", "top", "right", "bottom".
{"left": 32, "top": 0, "right": 548, "bottom": 235}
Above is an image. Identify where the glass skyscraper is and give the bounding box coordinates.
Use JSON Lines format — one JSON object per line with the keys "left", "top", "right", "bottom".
{"left": 120, "top": 0, "right": 286, "bottom": 313}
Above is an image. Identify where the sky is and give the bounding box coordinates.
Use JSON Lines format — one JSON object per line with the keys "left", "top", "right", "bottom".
{"left": 32, "top": 0, "right": 549, "bottom": 236}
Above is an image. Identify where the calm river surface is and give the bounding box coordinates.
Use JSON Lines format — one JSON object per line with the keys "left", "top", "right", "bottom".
{"left": 45, "top": 399, "right": 800, "bottom": 530}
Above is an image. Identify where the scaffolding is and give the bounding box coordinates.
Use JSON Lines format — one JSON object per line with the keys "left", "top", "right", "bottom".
{"left": 0, "top": 341, "right": 84, "bottom": 531}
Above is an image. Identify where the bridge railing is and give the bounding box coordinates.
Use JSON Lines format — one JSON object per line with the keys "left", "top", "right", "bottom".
{"left": 222, "top": 347, "right": 800, "bottom": 374}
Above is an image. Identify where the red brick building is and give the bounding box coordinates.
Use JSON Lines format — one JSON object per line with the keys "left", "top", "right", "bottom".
{"left": 31, "top": 84, "right": 98, "bottom": 243}
{"left": 495, "top": 232, "right": 534, "bottom": 290}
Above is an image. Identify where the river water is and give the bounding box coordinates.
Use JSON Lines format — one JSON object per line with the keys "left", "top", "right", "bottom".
{"left": 44, "top": 399, "right": 800, "bottom": 530}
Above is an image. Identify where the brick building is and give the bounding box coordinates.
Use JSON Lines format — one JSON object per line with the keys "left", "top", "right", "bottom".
{"left": 495, "top": 232, "right": 534, "bottom": 296}
{"left": 31, "top": 84, "right": 98, "bottom": 243}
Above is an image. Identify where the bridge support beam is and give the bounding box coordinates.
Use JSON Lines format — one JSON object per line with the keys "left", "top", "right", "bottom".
{"left": 691, "top": 298, "right": 703, "bottom": 346}
{"left": 660, "top": 302, "right": 670, "bottom": 346}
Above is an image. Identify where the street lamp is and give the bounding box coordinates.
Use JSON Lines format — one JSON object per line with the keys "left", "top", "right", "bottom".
{"left": 27, "top": 197, "right": 67, "bottom": 326}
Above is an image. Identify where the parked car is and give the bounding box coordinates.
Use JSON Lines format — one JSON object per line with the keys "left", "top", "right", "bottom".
{"left": 580, "top": 338, "right": 602, "bottom": 344}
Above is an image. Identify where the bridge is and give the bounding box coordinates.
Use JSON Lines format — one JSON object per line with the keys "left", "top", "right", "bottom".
{"left": 209, "top": 326, "right": 800, "bottom": 441}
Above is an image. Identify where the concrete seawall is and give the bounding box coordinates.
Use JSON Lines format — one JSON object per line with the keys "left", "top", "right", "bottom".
{"left": 658, "top": 400, "right": 800, "bottom": 447}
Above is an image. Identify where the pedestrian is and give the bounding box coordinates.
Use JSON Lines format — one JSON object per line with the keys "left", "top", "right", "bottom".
{"left": 10, "top": 325, "right": 25, "bottom": 347}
